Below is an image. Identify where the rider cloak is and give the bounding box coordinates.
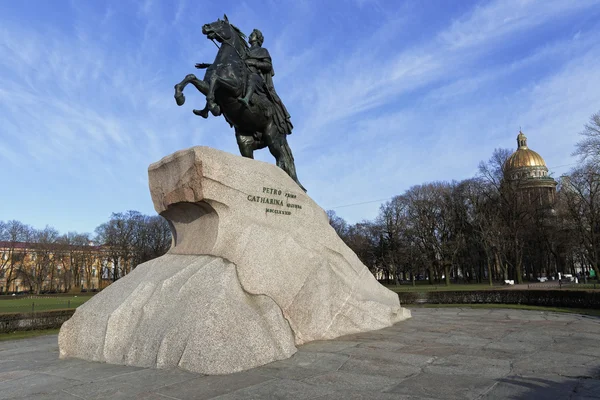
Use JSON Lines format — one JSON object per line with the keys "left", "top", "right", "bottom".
{"left": 246, "top": 46, "right": 294, "bottom": 135}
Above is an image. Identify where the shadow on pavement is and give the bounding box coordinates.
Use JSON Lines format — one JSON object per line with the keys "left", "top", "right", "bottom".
{"left": 488, "top": 366, "right": 600, "bottom": 399}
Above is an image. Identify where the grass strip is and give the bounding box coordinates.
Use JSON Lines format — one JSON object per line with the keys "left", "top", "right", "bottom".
{"left": 0, "top": 296, "right": 92, "bottom": 314}
{"left": 0, "top": 328, "right": 61, "bottom": 342}
{"left": 385, "top": 284, "right": 500, "bottom": 292}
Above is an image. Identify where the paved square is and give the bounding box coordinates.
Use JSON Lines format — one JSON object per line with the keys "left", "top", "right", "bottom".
{"left": 1, "top": 308, "right": 598, "bottom": 399}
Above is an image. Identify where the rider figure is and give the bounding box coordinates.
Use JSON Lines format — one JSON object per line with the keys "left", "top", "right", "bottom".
{"left": 239, "top": 29, "right": 293, "bottom": 134}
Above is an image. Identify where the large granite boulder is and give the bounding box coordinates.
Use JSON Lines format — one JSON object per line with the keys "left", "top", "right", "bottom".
{"left": 58, "top": 146, "right": 411, "bottom": 374}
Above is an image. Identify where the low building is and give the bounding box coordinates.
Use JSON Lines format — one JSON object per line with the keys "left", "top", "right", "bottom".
{"left": 0, "top": 241, "right": 115, "bottom": 294}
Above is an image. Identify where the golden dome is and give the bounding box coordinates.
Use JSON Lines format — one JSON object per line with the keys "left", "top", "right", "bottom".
{"left": 504, "top": 131, "right": 547, "bottom": 171}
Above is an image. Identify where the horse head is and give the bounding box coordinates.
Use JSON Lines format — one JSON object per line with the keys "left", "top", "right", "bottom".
{"left": 202, "top": 14, "right": 233, "bottom": 43}
{"left": 202, "top": 15, "right": 249, "bottom": 56}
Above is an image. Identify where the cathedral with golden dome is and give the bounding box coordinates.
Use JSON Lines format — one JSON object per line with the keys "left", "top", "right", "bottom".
{"left": 503, "top": 131, "right": 557, "bottom": 207}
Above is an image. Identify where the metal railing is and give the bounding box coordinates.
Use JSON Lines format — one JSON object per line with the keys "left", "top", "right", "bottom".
{"left": 527, "top": 282, "right": 598, "bottom": 290}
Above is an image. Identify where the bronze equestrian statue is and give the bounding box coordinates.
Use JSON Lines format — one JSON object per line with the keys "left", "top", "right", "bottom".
{"left": 174, "top": 15, "right": 305, "bottom": 191}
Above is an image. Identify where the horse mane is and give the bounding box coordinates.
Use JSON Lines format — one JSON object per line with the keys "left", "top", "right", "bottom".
{"left": 230, "top": 24, "right": 249, "bottom": 50}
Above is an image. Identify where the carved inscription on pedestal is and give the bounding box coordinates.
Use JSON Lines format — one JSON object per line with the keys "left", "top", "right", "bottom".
{"left": 246, "top": 187, "right": 303, "bottom": 216}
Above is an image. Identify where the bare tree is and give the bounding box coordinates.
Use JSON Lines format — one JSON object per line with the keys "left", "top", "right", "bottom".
{"left": 25, "top": 226, "right": 60, "bottom": 294}
{"left": 95, "top": 211, "right": 171, "bottom": 280}
{"left": 376, "top": 196, "right": 409, "bottom": 285}
{"left": 479, "top": 148, "right": 537, "bottom": 284}
{"left": 405, "top": 183, "right": 458, "bottom": 285}
{"left": 573, "top": 110, "right": 600, "bottom": 163}
{"left": 326, "top": 210, "right": 349, "bottom": 239}
{"left": 0, "top": 220, "right": 32, "bottom": 294}
{"left": 344, "top": 221, "right": 380, "bottom": 271}
{"left": 561, "top": 163, "right": 600, "bottom": 279}
{"left": 56, "top": 232, "right": 95, "bottom": 291}
{"left": 95, "top": 211, "right": 140, "bottom": 281}
{"left": 460, "top": 178, "right": 504, "bottom": 284}
{"left": 131, "top": 215, "right": 172, "bottom": 267}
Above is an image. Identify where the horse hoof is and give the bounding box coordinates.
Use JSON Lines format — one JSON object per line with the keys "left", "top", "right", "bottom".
{"left": 175, "top": 93, "right": 185, "bottom": 106}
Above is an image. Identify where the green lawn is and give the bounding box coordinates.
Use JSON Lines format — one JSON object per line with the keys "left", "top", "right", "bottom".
{"left": 0, "top": 328, "right": 60, "bottom": 341}
{"left": 0, "top": 296, "right": 93, "bottom": 314}
{"left": 410, "top": 303, "right": 600, "bottom": 317}
{"left": 384, "top": 283, "right": 500, "bottom": 292}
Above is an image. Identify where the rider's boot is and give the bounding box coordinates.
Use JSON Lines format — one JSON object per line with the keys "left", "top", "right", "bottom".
{"left": 193, "top": 108, "right": 209, "bottom": 118}
{"left": 193, "top": 102, "right": 210, "bottom": 118}
{"left": 238, "top": 83, "right": 255, "bottom": 107}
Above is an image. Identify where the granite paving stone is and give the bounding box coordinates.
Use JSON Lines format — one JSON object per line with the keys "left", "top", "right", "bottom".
{"left": 386, "top": 372, "right": 497, "bottom": 399}
{"left": 10, "top": 391, "right": 88, "bottom": 400}
{"left": 0, "top": 308, "right": 598, "bottom": 399}
{"left": 459, "top": 346, "right": 526, "bottom": 361}
{"left": 296, "top": 340, "right": 362, "bottom": 353}
{"left": 0, "top": 373, "right": 82, "bottom": 400}
{"left": 355, "top": 340, "right": 407, "bottom": 351}
{"left": 337, "top": 356, "right": 422, "bottom": 379}
{"left": 59, "top": 380, "right": 145, "bottom": 399}
{"left": 396, "top": 344, "right": 460, "bottom": 358}
{"left": 98, "top": 367, "right": 199, "bottom": 391}
{"left": 209, "top": 378, "right": 335, "bottom": 399}
{"left": 312, "top": 390, "right": 437, "bottom": 400}
{"left": 254, "top": 364, "right": 326, "bottom": 381}
{"left": 155, "top": 371, "right": 274, "bottom": 400}
{"left": 303, "top": 370, "right": 402, "bottom": 392}
{"left": 40, "top": 359, "right": 145, "bottom": 383}
{"left": 425, "top": 354, "right": 512, "bottom": 379}
{"left": 434, "top": 334, "right": 491, "bottom": 347}
{"left": 338, "top": 346, "right": 435, "bottom": 367}
{"left": 265, "top": 351, "right": 351, "bottom": 371}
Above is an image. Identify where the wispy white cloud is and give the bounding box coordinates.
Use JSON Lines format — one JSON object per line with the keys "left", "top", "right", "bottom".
{"left": 438, "top": 0, "right": 596, "bottom": 49}
{"left": 297, "top": 0, "right": 599, "bottom": 140}
{"left": 425, "top": 28, "right": 600, "bottom": 105}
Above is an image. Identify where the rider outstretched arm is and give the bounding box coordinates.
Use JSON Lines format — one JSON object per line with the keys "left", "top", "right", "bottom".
{"left": 195, "top": 63, "right": 212, "bottom": 69}
{"left": 246, "top": 59, "right": 271, "bottom": 74}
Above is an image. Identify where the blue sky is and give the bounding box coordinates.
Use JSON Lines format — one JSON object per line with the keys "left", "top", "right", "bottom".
{"left": 1, "top": 0, "right": 600, "bottom": 235}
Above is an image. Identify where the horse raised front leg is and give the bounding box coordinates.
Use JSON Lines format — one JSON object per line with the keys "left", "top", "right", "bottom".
{"left": 174, "top": 74, "right": 210, "bottom": 107}
{"left": 174, "top": 74, "right": 195, "bottom": 106}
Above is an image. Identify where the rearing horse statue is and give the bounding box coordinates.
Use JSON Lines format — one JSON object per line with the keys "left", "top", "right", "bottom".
{"left": 174, "top": 15, "right": 305, "bottom": 192}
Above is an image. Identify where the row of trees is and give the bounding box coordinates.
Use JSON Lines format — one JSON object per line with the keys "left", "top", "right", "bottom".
{"left": 0, "top": 211, "right": 171, "bottom": 294}
{"left": 329, "top": 111, "right": 600, "bottom": 285}
{"left": 3, "top": 112, "right": 599, "bottom": 291}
